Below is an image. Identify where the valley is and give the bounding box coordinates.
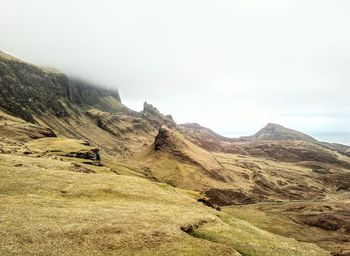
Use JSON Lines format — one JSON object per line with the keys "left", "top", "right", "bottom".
{"left": 1, "top": 51, "right": 350, "bottom": 255}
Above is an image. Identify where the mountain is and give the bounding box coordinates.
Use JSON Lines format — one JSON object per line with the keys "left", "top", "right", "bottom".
{"left": 241, "top": 123, "right": 318, "bottom": 142}
{"left": 0, "top": 50, "right": 179, "bottom": 156}
{"left": 239, "top": 123, "right": 350, "bottom": 157}
{"left": 178, "top": 123, "right": 236, "bottom": 152}
{"left": 1, "top": 51, "right": 350, "bottom": 255}
{"left": 0, "top": 50, "right": 121, "bottom": 122}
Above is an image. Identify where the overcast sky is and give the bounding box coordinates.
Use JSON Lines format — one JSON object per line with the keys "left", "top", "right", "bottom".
{"left": 1, "top": 0, "right": 349, "bottom": 144}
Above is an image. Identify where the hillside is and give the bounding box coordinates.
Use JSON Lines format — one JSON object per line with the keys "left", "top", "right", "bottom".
{"left": 0, "top": 151, "right": 330, "bottom": 256}
{"left": 1, "top": 51, "right": 349, "bottom": 255}
{"left": 0, "top": 51, "right": 178, "bottom": 156}
{"left": 137, "top": 125, "right": 231, "bottom": 191}
{"left": 181, "top": 122, "right": 350, "bottom": 165}
{"left": 0, "top": 50, "right": 121, "bottom": 122}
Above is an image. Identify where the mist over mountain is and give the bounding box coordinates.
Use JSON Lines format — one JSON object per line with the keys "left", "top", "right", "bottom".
{"left": 1, "top": 2, "right": 350, "bottom": 255}
{"left": 1, "top": 40, "right": 350, "bottom": 256}
{"left": 1, "top": 0, "right": 349, "bottom": 145}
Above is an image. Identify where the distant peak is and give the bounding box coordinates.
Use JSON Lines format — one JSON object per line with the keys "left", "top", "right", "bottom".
{"left": 181, "top": 123, "right": 202, "bottom": 129}
{"left": 249, "top": 123, "right": 317, "bottom": 142}
{"left": 265, "top": 123, "right": 283, "bottom": 128}
{"left": 143, "top": 102, "right": 160, "bottom": 113}
{"left": 142, "top": 102, "right": 175, "bottom": 128}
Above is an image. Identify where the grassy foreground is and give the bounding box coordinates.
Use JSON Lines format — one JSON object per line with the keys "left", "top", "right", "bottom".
{"left": 0, "top": 152, "right": 330, "bottom": 255}
{"left": 223, "top": 203, "right": 350, "bottom": 255}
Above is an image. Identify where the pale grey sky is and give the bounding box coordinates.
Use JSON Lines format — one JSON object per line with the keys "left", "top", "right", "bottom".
{"left": 1, "top": 0, "right": 349, "bottom": 144}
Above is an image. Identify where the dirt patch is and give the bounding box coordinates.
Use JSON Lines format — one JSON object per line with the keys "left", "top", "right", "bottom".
{"left": 197, "top": 198, "right": 221, "bottom": 211}
{"left": 69, "top": 163, "right": 95, "bottom": 174}
{"left": 299, "top": 212, "right": 350, "bottom": 234}
{"left": 302, "top": 214, "right": 345, "bottom": 231}
{"left": 204, "top": 188, "right": 264, "bottom": 206}
{"left": 65, "top": 148, "right": 101, "bottom": 161}
{"left": 180, "top": 220, "right": 208, "bottom": 234}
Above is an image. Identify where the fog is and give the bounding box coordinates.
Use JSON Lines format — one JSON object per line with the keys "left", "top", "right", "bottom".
{"left": 1, "top": 0, "right": 349, "bottom": 144}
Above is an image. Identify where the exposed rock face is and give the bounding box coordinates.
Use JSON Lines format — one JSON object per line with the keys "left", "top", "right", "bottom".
{"left": 154, "top": 126, "right": 171, "bottom": 151}
{"left": 204, "top": 188, "right": 263, "bottom": 206}
{"left": 142, "top": 102, "right": 175, "bottom": 129}
{"left": 68, "top": 79, "right": 120, "bottom": 105}
{"left": 0, "top": 51, "right": 121, "bottom": 122}
{"left": 0, "top": 51, "right": 183, "bottom": 156}
{"left": 154, "top": 126, "right": 185, "bottom": 152}
{"left": 65, "top": 148, "right": 100, "bottom": 161}
{"left": 243, "top": 123, "right": 317, "bottom": 142}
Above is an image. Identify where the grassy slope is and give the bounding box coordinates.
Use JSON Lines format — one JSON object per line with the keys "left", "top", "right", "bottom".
{"left": 191, "top": 217, "right": 328, "bottom": 256}
{"left": 0, "top": 153, "right": 237, "bottom": 256}
{"left": 223, "top": 203, "right": 350, "bottom": 255}
{"left": 27, "top": 137, "right": 95, "bottom": 153}
{"left": 0, "top": 50, "right": 346, "bottom": 255}
{"left": 214, "top": 152, "right": 348, "bottom": 201}
{"left": 0, "top": 110, "right": 345, "bottom": 255}
{"left": 0, "top": 152, "right": 330, "bottom": 256}
{"left": 136, "top": 127, "right": 234, "bottom": 191}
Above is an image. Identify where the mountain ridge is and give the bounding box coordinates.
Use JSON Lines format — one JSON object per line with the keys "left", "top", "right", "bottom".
{"left": 1, "top": 51, "right": 350, "bottom": 255}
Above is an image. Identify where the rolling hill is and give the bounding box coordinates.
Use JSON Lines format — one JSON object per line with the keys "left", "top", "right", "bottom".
{"left": 1, "top": 50, "right": 349, "bottom": 255}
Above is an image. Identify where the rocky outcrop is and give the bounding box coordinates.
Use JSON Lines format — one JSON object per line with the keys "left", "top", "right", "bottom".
{"left": 153, "top": 126, "right": 226, "bottom": 182}
{"left": 204, "top": 188, "right": 263, "bottom": 206}
{"left": 65, "top": 147, "right": 100, "bottom": 161}
{"left": 142, "top": 102, "right": 175, "bottom": 129}
{"left": 154, "top": 126, "right": 183, "bottom": 151}
{"left": 0, "top": 52, "right": 185, "bottom": 156}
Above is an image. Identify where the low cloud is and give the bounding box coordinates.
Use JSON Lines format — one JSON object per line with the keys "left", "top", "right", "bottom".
{"left": 1, "top": 0, "right": 349, "bottom": 143}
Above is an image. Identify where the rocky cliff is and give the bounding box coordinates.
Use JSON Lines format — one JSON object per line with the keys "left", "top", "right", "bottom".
{"left": 142, "top": 102, "right": 175, "bottom": 129}
{"left": 0, "top": 51, "right": 180, "bottom": 155}
{"left": 0, "top": 51, "right": 120, "bottom": 122}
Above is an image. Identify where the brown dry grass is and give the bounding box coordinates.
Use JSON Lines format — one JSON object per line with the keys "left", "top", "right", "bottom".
{"left": 223, "top": 202, "right": 350, "bottom": 255}
{"left": 0, "top": 151, "right": 330, "bottom": 255}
